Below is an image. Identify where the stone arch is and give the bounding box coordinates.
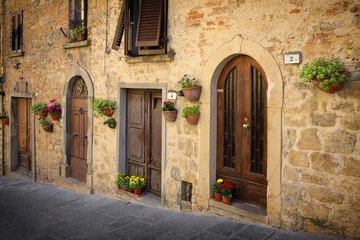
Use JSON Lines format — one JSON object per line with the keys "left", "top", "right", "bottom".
{"left": 61, "top": 63, "right": 94, "bottom": 190}
{"left": 199, "top": 35, "right": 283, "bottom": 226}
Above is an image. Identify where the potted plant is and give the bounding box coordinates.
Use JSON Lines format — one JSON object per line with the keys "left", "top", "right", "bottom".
{"left": 298, "top": 58, "right": 349, "bottom": 93}
{"left": 31, "top": 103, "right": 48, "bottom": 117}
{"left": 219, "top": 180, "right": 234, "bottom": 205}
{"left": 72, "top": 26, "right": 86, "bottom": 42}
{"left": 39, "top": 118, "right": 53, "bottom": 132}
{"left": 92, "top": 99, "right": 116, "bottom": 117}
{"left": 0, "top": 111, "right": 9, "bottom": 125}
{"left": 179, "top": 74, "right": 202, "bottom": 102}
{"left": 213, "top": 179, "right": 224, "bottom": 202}
{"left": 103, "top": 118, "right": 116, "bottom": 128}
{"left": 48, "top": 99, "right": 62, "bottom": 121}
{"left": 115, "top": 173, "right": 128, "bottom": 190}
{"left": 129, "top": 175, "right": 146, "bottom": 196}
{"left": 162, "top": 101, "right": 177, "bottom": 122}
{"left": 182, "top": 102, "right": 201, "bottom": 125}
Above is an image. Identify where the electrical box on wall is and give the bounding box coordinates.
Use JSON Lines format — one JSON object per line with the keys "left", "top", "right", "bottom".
{"left": 284, "top": 51, "right": 302, "bottom": 64}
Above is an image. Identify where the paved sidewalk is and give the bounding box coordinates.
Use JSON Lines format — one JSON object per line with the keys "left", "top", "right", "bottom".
{"left": 0, "top": 176, "right": 342, "bottom": 240}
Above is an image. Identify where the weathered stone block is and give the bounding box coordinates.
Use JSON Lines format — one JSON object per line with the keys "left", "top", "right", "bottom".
{"left": 283, "top": 165, "right": 298, "bottom": 182}
{"left": 307, "top": 186, "right": 345, "bottom": 204}
{"left": 300, "top": 171, "right": 327, "bottom": 185}
{"left": 287, "top": 150, "right": 309, "bottom": 168}
{"left": 339, "top": 157, "right": 360, "bottom": 177}
{"left": 340, "top": 115, "right": 360, "bottom": 131}
{"left": 310, "top": 152, "right": 337, "bottom": 173}
{"left": 323, "top": 130, "right": 356, "bottom": 154}
{"left": 296, "top": 128, "right": 321, "bottom": 150}
{"left": 309, "top": 113, "right": 336, "bottom": 127}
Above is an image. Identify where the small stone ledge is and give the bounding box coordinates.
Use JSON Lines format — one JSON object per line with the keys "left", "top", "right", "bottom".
{"left": 63, "top": 40, "right": 91, "bottom": 49}
{"left": 209, "top": 199, "right": 267, "bottom": 223}
{"left": 54, "top": 176, "right": 92, "bottom": 195}
{"left": 124, "top": 53, "right": 174, "bottom": 64}
{"left": 8, "top": 51, "right": 25, "bottom": 58}
{"left": 115, "top": 187, "right": 160, "bottom": 207}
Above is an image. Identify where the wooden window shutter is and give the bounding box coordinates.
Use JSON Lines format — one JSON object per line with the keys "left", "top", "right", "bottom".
{"left": 136, "top": 0, "right": 163, "bottom": 47}
{"left": 11, "top": 11, "right": 23, "bottom": 52}
{"left": 112, "top": 1, "right": 126, "bottom": 50}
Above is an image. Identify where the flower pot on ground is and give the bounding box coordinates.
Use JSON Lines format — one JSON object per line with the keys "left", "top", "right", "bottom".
{"left": 213, "top": 178, "right": 224, "bottom": 202}
{"left": 103, "top": 118, "right": 116, "bottom": 129}
{"left": 162, "top": 101, "right": 177, "bottom": 122}
{"left": 129, "top": 175, "right": 146, "bottom": 195}
{"left": 298, "top": 58, "right": 349, "bottom": 93}
{"left": 222, "top": 195, "right": 232, "bottom": 205}
{"left": 48, "top": 99, "right": 61, "bottom": 121}
{"left": 31, "top": 103, "right": 48, "bottom": 117}
{"left": 182, "top": 102, "right": 201, "bottom": 125}
{"left": 179, "top": 74, "right": 202, "bottom": 102}
{"left": 0, "top": 111, "right": 9, "bottom": 125}
{"left": 114, "top": 173, "right": 130, "bottom": 191}
{"left": 92, "top": 99, "right": 116, "bottom": 117}
{"left": 133, "top": 188, "right": 143, "bottom": 196}
{"left": 220, "top": 180, "right": 234, "bottom": 205}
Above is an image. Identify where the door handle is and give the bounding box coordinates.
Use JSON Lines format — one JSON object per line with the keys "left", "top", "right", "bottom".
{"left": 84, "top": 135, "right": 87, "bottom": 139}
{"left": 72, "top": 132, "right": 78, "bottom": 136}
{"left": 242, "top": 123, "right": 250, "bottom": 130}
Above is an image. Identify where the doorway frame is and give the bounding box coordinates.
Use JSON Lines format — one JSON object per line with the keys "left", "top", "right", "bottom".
{"left": 200, "top": 35, "right": 283, "bottom": 226}
{"left": 62, "top": 63, "right": 94, "bottom": 189}
{"left": 118, "top": 83, "right": 167, "bottom": 206}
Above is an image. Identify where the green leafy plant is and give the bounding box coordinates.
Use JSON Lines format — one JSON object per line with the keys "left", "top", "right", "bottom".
{"left": 129, "top": 175, "right": 146, "bottom": 190}
{"left": 182, "top": 102, "right": 201, "bottom": 118}
{"left": 39, "top": 118, "right": 51, "bottom": 126}
{"left": 213, "top": 178, "right": 224, "bottom": 193}
{"left": 162, "top": 101, "right": 176, "bottom": 111}
{"left": 103, "top": 118, "right": 116, "bottom": 128}
{"left": 298, "top": 58, "right": 349, "bottom": 91}
{"left": 0, "top": 111, "right": 8, "bottom": 119}
{"left": 31, "top": 103, "right": 48, "bottom": 115}
{"left": 71, "top": 26, "right": 86, "bottom": 39}
{"left": 114, "top": 173, "right": 129, "bottom": 189}
{"left": 93, "top": 99, "right": 116, "bottom": 116}
{"left": 179, "top": 74, "right": 200, "bottom": 88}
{"left": 219, "top": 180, "right": 234, "bottom": 199}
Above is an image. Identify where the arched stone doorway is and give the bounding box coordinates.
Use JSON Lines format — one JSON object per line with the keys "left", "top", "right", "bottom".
{"left": 59, "top": 63, "right": 94, "bottom": 190}
{"left": 199, "top": 35, "right": 283, "bottom": 226}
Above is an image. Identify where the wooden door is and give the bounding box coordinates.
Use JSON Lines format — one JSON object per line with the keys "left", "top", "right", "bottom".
{"left": 217, "top": 55, "right": 267, "bottom": 208}
{"left": 18, "top": 98, "right": 32, "bottom": 171}
{"left": 70, "top": 78, "right": 88, "bottom": 182}
{"left": 126, "top": 89, "right": 162, "bottom": 196}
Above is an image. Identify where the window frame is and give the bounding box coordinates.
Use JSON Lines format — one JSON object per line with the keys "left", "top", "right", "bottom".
{"left": 69, "top": 0, "right": 88, "bottom": 42}
{"left": 112, "top": 0, "right": 168, "bottom": 57}
{"left": 11, "top": 11, "right": 24, "bottom": 54}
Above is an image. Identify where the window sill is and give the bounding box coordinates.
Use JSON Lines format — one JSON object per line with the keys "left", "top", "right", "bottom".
{"left": 124, "top": 53, "right": 174, "bottom": 64}
{"left": 8, "top": 51, "right": 24, "bottom": 58}
{"left": 63, "top": 40, "right": 91, "bottom": 49}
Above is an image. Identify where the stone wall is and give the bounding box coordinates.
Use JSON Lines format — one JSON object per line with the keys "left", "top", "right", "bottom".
{"left": 0, "top": 0, "right": 359, "bottom": 239}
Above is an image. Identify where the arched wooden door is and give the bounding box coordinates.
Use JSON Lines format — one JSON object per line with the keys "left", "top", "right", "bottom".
{"left": 217, "top": 55, "right": 267, "bottom": 208}
{"left": 70, "top": 77, "right": 88, "bottom": 182}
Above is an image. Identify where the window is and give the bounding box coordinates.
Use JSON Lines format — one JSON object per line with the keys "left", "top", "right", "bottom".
{"left": 69, "top": 0, "right": 87, "bottom": 41}
{"left": 113, "top": 0, "right": 168, "bottom": 56}
{"left": 11, "top": 11, "right": 23, "bottom": 53}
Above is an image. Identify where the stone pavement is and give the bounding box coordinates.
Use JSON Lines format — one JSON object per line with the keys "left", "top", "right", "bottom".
{"left": 0, "top": 176, "right": 342, "bottom": 240}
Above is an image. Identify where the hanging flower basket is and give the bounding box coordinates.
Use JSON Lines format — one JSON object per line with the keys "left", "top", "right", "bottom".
{"left": 182, "top": 86, "right": 202, "bottom": 102}
{"left": 50, "top": 112, "right": 61, "bottom": 121}
{"left": 42, "top": 123, "right": 53, "bottom": 133}
{"left": 185, "top": 112, "right": 200, "bottom": 125}
{"left": 101, "top": 106, "right": 114, "bottom": 117}
{"left": 0, "top": 117, "right": 9, "bottom": 125}
{"left": 315, "top": 81, "right": 345, "bottom": 94}
{"left": 162, "top": 110, "right": 177, "bottom": 122}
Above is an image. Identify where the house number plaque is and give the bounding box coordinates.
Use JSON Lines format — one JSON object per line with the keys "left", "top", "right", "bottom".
{"left": 284, "top": 51, "right": 302, "bottom": 64}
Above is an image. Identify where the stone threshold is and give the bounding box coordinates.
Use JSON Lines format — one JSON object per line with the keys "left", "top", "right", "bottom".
{"left": 115, "top": 187, "right": 161, "bottom": 207}
{"left": 54, "top": 176, "right": 93, "bottom": 195}
{"left": 209, "top": 199, "right": 267, "bottom": 223}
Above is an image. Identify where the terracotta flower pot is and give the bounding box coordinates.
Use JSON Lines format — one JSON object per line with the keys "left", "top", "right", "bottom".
{"left": 222, "top": 195, "right": 231, "bottom": 205}
{"left": 39, "top": 110, "right": 48, "bottom": 118}
{"left": 50, "top": 112, "right": 61, "bottom": 121}
{"left": 77, "top": 33, "right": 85, "bottom": 42}
{"left": 185, "top": 112, "right": 200, "bottom": 125}
{"left": 315, "top": 81, "right": 345, "bottom": 94}
{"left": 0, "top": 117, "right": 9, "bottom": 125}
{"left": 214, "top": 192, "right": 222, "bottom": 202}
{"left": 133, "top": 188, "right": 143, "bottom": 196}
{"left": 182, "top": 86, "right": 202, "bottom": 102}
{"left": 101, "top": 107, "right": 114, "bottom": 117}
{"left": 162, "top": 110, "right": 177, "bottom": 122}
{"left": 42, "top": 123, "right": 53, "bottom": 133}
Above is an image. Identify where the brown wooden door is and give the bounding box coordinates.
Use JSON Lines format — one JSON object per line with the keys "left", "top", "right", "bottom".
{"left": 70, "top": 97, "right": 88, "bottom": 182}
{"left": 126, "top": 89, "right": 162, "bottom": 196}
{"left": 217, "top": 55, "right": 267, "bottom": 208}
{"left": 18, "top": 98, "right": 32, "bottom": 171}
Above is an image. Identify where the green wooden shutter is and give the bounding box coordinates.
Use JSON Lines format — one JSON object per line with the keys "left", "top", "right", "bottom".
{"left": 135, "top": 0, "right": 163, "bottom": 47}
{"left": 112, "top": 1, "right": 126, "bottom": 50}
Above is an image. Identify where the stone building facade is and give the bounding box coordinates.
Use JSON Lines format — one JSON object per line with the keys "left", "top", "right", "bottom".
{"left": 0, "top": 0, "right": 359, "bottom": 239}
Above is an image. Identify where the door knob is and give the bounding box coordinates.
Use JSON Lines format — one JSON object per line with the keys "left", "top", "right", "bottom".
{"left": 242, "top": 124, "right": 250, "bottom": 130}
{"left": 72, "top": 132, "right": 78, "bottom": 136}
